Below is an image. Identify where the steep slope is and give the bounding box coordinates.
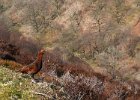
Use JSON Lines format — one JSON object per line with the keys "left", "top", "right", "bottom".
{"left": 0, "top": 38, "right": 139, "bottom": 99}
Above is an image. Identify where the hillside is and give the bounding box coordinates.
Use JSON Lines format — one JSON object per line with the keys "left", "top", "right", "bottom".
{"left": 0, "top": 0, "right": 140, "bottom": 99}
{"left": 0, "top": 0, "right": 140, "bottom": 78}
{"left": 0, "top": 59, "right": 140, "bottom": 100}
{"left": 0, "top": 40, "right": 140, "bottom": 100}
{"left": 0, "top": 40, "right": 139, "bottom": 99}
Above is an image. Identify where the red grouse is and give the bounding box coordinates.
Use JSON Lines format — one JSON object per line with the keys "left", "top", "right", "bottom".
{"left": 20, "top": 49, "right": 45, "bottom": 81}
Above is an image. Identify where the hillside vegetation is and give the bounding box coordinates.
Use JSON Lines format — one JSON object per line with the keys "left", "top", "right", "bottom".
{"left": 0, "top": 60, "right": 140, "bottom": 100}
{"left": 0, "top": 0, "right": 140, "bottom": 99}
{"left": 0, "top": 66, "right": 69, "bottom": 100}
{"left": 0, "top": 0, "right": 140, "bottom": 81}
{"left": 0, "top": 42, "right": 139, "bottom": 100}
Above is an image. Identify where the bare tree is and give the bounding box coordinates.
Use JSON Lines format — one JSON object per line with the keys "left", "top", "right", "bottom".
{"left": 111, "top": 0, "right": 130, "bottom": 24}
{"left": 96, "top": 46, "right": 124, "bottom": 79}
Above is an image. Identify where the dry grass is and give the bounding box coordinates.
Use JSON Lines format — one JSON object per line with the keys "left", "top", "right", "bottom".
{"left": 0, "top": 59, "right": 22, "bottom": 70}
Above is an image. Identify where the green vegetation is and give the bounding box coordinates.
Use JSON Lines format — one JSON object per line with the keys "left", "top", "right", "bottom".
{"left": 0, "top": 66, "right": 68, "bottom": 100}
{"left": 0, "top": 66, "right": 37, "bottom": 99}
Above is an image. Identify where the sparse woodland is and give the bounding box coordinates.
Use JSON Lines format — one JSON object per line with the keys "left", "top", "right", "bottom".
{"left": 0, "top": 0, "right": 140, "bottom": 99}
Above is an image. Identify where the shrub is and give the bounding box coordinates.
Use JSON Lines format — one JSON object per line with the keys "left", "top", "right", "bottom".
{"left": 95, "top": 46, "right": 124, "bottom": 79}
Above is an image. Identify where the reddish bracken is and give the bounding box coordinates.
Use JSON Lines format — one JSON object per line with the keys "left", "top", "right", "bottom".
{"left": 20, "top": 49, "right": 46, "bottom": 80}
